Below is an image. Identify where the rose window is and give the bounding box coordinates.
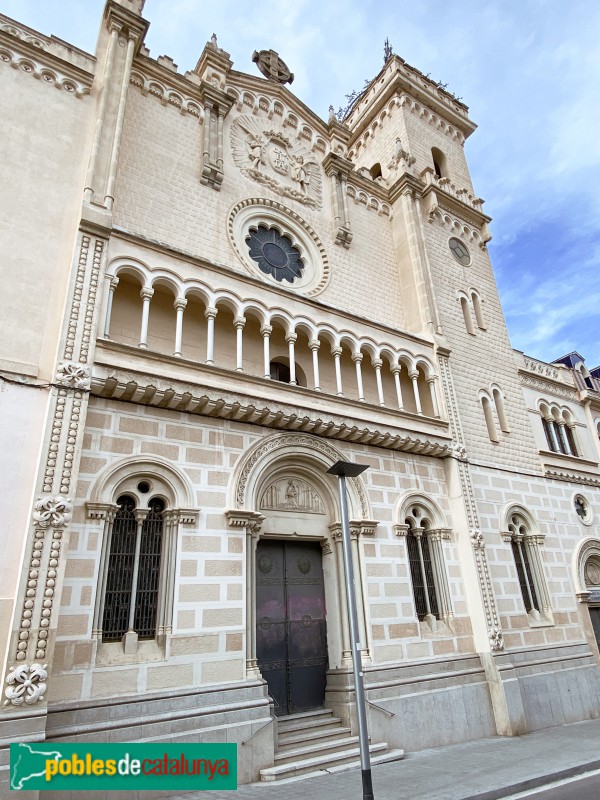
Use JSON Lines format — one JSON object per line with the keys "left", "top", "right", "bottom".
{"left": 246, "top": 225, "right": 304, "bottom": 283}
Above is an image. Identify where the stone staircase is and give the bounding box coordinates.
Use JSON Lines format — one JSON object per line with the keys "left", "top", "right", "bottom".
{"left": 259, "top": 708, "right": 404, "bottom": 782}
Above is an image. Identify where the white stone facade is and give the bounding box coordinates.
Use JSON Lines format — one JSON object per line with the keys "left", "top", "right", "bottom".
{"left": 1, "top": 0, "right": 600, "bottom": 791}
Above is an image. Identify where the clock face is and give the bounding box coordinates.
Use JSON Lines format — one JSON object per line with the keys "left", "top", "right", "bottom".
{"left": 246, "top": 225, "right": 304, "bottom": 283}
{"left": 449, "top": 237, "right": 471, "bottom": 266}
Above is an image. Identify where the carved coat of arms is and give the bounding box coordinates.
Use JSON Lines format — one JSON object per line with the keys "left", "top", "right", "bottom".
{"left": 231, "top": 115, "right": 322, "bottom": 208}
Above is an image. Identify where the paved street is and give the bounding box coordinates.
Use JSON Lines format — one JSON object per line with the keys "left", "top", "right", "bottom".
{"left": 176, "top": 717, "right": 600, "bottom": 800}
{"left": 501, "top": 770, "right": 600, "bottom": 800}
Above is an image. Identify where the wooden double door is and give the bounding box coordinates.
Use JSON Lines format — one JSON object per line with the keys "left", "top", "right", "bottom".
{"left": 256, "top": 540, "right": 328, "bottom": 716}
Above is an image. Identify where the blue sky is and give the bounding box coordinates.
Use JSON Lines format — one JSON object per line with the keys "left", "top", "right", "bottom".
{"left": 3, "top": 0, "right": 599, "bottom": 366}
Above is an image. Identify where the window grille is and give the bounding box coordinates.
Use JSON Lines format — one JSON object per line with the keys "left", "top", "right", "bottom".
{"left": 511, "top": 538, "right": 539, "bottom": 613}
{"left": 406, "top": 520, "right": 439, "bottom": 620}
{"left": 507, "top": 512, "right": 549, "bottom": 618}
{"left": 102, "top": 494, "right": 164, "bottom": 642}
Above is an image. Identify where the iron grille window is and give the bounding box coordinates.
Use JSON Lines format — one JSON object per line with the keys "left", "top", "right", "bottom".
{"left": 102, "top": 494, "right": 165, "bottom": 642}
{"left": 508, "top": 514, "right": 540, "bottom": 614}
{"left": 406, "top": 521, "right": 439, "bottom": 620}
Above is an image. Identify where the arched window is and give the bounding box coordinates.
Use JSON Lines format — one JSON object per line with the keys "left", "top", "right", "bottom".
{"left": 504, "top": 510, "right": 551, "bottom": 622}
{"left": 539, "top": 403, "right": 580, "bottom": 456}
{"left": 369, "top": 162, "right": 382, "bottom": 180}
{"left": 481, "top": 395, "right": 499, "bottom": 442}
{"left": 460, "top": 296, "right": 475, "bottom": 335}
{"left": 269, "top": 358, "right": 307, "bottom": 387}
{"left": 471, "top": 291, "right": 486, "bottom": 329}
{"left": 398, "top": 502, "right": 452, "bottom": 627}
{"left": 431, "top": 147, "right": 448, "bottom": 179}
{"left": 89, "top": 460, "right": 198, "bottom": 656}
{"left": 492, "top": 387, "right": 510, "bottom": 433}
{"left": 102, "top": 495, "right": 165, "bottom": 642}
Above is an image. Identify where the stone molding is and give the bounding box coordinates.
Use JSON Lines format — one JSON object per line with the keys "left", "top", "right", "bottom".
{"left": 130, "top": 67, "right": 204, "bottom": 118}
{"left": 90, "top": 366, "right": 451, "bottom": 460}
{"left": 348, "top": 89, "right": 469, "bottom": 158}
{"left": 424, "top": 199, "right": 491, "bottom": 250}
{"left": 0, "top": 19, "right": 94, "bottom": 98}
{"left": 519, "top": 372, "right": 578, "bottom": 400}
{"left": 346, "top": 184, "right": 391, "bottom": 216}
{"left": 226, "top": 84, "right": 329, "bottom": 157}
{"left": 226, "top": 510, "right": 264, "bottom": 535}
{"left": 544, "top": 468, "right": 600, "bottom": 488}
{"left": 232, "top": 432, "right": 370, "bottom": 518}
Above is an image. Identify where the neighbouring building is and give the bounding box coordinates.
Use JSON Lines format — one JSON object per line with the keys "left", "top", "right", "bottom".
{"left": 1, "top": 0, "right": 600, "bottom": 792}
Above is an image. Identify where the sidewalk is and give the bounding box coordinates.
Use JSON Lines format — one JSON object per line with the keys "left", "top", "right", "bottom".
{"left": 184, "top": 717, "right": 600, "bottom": 800}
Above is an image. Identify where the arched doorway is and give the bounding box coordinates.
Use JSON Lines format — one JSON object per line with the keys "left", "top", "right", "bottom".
{"left": 229, "top": 433, "right": 373, "bottom": 716}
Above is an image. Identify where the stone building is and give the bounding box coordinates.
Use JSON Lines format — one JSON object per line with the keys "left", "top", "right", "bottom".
{"left": 1, "top": 0, "right": 600, "bottom": 790}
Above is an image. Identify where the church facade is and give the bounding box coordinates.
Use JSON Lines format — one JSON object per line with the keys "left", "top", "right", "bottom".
{"left": 2, "top": 0, "right": 600, "bottom": 790}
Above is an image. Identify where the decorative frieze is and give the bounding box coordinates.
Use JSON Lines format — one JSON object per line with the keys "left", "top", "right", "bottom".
{"left": 523, "top": 358, "right": 560, "bottom": 381}
{"left": 519, "top": 373, "right": 578, "bottom": 400}
{"left": 346, "top": 184, "right": 391, "bottom": 216}
{"left": 544, "top": 468, "right": 600, "bottom": 488}
{"left": 130, "top": 69, "right": 204, "bottom": 118}
{"left": 0, "top": 43, "right": 91, "bottom": 98}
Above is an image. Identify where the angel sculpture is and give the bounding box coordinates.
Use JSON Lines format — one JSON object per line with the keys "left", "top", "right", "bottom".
{"left": 246, "top": 134, "right": 265, "bottom": 170}
{"left": 291, "top": 155, "right": 310, "bottom": 194}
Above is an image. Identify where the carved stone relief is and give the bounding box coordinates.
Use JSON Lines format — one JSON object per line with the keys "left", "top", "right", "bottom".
{"left": 585, "top": 559, "right": 600, "bottom": 586}
{"left": 260, "top": 478, "right": 325, "bottom": 514}
{"left": 231, "top": 115, "right": 322, "bottom": 208}
{"left": 4, "top": 663, "right": 48, "bottom": 706}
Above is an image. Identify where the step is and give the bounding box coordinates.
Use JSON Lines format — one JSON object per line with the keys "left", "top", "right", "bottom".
{"left": 261, "top": 749, "right": 405, "bottom": 784}
{"left": 276, "top": 709, "right": 333, "bottom": 730}
{"left": 276, "top": 714, "right": 342, "bottom": 735}
{"left": 260, "top": 742, "right": 389, "bottom": 781}
{"left": 278, "top": 725, "right": 353, "bottom": 748}
{"left": 275, "top": 735, "right": 360, "bottom": 764}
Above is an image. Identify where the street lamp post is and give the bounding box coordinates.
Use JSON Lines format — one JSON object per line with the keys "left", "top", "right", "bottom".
{"left": 326, "top": 460, "right": 373, "bottom": 800}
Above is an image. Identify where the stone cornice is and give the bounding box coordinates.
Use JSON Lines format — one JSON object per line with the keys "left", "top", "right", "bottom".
{"left": 0, "top": 17, "right": 95, "bottom": 98}
{"left": 519, "top": 371, "right": 579, "bottom": 400}
{"left": 345, "top": 58, "right": 475, "bottom": 146}
{"left": 90, "top": 347, "right": 452, "bottom": 458}
{"left": 129, "top": 56, "right": 205, "bottom": 119}
{"left": 544, "top": 467, "right": 600, "bottom": 488}
{"left": 226, "top": 69, "right": 330, "bottom": 138}
{"left": 421, "top": 174, "right": 491, "bottom": 229}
